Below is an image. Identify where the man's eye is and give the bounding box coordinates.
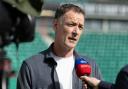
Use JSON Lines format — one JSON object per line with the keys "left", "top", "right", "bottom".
{"left": 67, "top": 23, "right": 74, "bottom": 26}
{"left": 79, "top": 26, "right": 84, "bottom": 30}
{"left": 66, "top": 22, "right": 76, "bottom": 26}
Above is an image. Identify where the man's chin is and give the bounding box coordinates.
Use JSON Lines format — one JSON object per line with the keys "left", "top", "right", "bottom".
{"left": 66, "top": 44, "right": 76, "bottom": 49}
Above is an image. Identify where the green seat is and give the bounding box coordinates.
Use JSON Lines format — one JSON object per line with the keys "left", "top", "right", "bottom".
{"left": 76, "top": 32, "right": 128, "bottom": 82}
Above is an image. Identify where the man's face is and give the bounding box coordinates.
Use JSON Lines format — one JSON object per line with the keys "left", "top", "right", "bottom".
{"left": 54, "top": 10, "right": 85, "bottom": 50}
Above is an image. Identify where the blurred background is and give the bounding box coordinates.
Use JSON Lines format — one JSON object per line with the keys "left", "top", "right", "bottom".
{"left": 1, "top": 0, "right": 128, "bottom": 89}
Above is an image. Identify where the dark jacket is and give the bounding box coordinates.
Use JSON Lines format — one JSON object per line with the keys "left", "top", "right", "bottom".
{"left": 99, "top": 64, "right": 128, "bottom": 89}
{"left": 17, "top": 44, "right": 102, "bottom": 89}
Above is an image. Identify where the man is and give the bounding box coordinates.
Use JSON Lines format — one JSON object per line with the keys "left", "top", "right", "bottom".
{"left": 81, "top": 64, "right": 128, "bottom": 89}
{"left": 17, "top": 4, "right": 102, "bottom": 89}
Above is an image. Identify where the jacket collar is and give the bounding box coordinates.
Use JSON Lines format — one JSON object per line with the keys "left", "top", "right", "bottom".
{"left": 42, "top": 43, "right": 81, "bottom": 66}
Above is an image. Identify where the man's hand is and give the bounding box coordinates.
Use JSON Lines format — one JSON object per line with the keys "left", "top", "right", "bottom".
{"left": 80, "top": 76, "right": 101, "bottom": 89}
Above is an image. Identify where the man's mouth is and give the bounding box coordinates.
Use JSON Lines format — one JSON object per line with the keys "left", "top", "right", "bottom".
{"left": 68, "top": 37, "right": 77, "bottom": 41}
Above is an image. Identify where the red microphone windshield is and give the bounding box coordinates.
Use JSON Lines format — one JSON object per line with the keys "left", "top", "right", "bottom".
{"left": 76, "top": 63, "right": 91, "bottom": 78}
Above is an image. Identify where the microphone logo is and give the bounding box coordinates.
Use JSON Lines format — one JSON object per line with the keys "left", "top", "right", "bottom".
{"left": 75, "top": 57, "right": 91, "bottom": 77}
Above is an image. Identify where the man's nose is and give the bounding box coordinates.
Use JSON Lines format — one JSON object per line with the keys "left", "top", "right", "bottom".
{"left": 72, "top": 30, "right": 77, "bottom": 37}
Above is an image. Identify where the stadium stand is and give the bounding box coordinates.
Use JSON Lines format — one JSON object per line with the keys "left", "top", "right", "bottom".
{"left": 76, "top": 32, "right": 128, "bottom": 82}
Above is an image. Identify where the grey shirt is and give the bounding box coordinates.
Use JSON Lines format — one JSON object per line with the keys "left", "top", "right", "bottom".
{"left": 17, "top": 44, "right": 102, "bottom": 89}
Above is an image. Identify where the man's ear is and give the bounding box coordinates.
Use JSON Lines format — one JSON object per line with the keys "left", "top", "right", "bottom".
{"left": 53, "top": 19, "right": 58, "bottom": 31}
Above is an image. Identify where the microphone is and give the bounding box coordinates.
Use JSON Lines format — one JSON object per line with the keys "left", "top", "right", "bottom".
{"left": 75, "top": 57, "right": 92, "bottom": 89}
{"left": 75, "top": 57, "right": 91, "bottom": 77}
